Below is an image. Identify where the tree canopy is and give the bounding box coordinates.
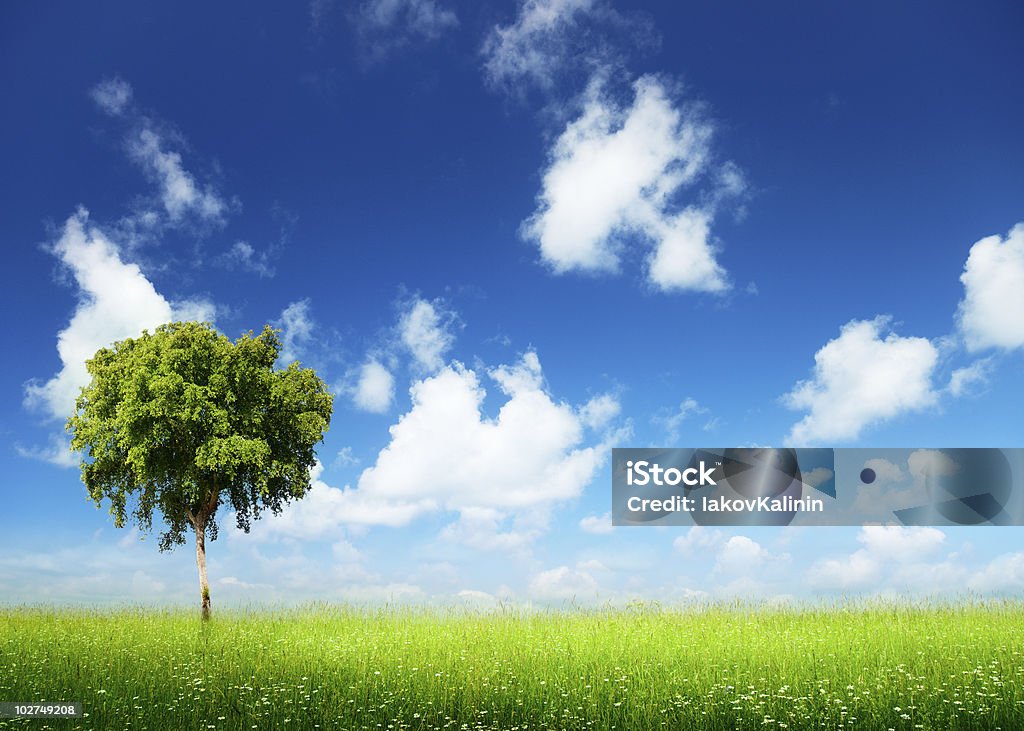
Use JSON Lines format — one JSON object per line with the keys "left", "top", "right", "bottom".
{"left": 67, "top": 321, "right": 333, "bottom": 616}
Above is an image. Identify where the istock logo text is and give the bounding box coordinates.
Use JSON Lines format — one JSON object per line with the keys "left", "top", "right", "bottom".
{"left": 625, "top": 460, "right": 717, "bottom": 487}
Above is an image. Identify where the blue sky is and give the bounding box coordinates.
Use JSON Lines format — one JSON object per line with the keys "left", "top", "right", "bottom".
{"left": 3, "top": 0, "right": 1024, "bottom": 606}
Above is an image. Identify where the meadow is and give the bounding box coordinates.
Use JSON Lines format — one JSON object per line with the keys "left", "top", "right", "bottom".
{"left": 1, "top": 603, "right": 1022, "bottom": 730}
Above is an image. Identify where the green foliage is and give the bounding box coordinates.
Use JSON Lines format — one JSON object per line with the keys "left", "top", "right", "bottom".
{"left": 2, "top": 604, "right": 1023, "bottom": 730}
{"left": 67, "top": 321, "right": 333, "bottom": 550}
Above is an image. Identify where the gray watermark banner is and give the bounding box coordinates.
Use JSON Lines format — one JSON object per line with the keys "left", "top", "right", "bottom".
{"left": 0, "top": 702, "right": 82, "bottom": 718}
{"left": 612, "top": 448, "right": 1024, "bottom": 526}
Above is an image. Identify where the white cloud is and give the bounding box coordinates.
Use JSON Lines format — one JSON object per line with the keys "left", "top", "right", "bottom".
{"left": 784, "top": 317, "right": 939, "bottom": 444}
{"left": 234, "top": 462, "right": 431, "bottom": 542}
{"left": 579, "top": 512, "right": 613, "bottom": 534}
{"left": 218, "top": 576, "right": 269, "bottom": 591}
{"left": 528, "top": 565, "right": 599, "bottom": 600}
{"left": 334, "top": 446, "right": 361, "bottom": 467}
{"left": 353, "top": 360, "right": 395, "bottom": 413}
{"left": 957, "top": 223, "right": 1024, "bottom": 351}
{"left": 126, "top": 128, "right": 227, "bottom": 224}
{"left": 130, "top": 570, "right": 167, "bottom": 595}
{"left": 807, "top": 526, "right": 947, "bottom": 592}
{"left": 220, "top": 241, "right": 275, "bottom": 278}
{"left": 806, "top": 550, "right": 880, "bottom": 592}
{"left": 645, "top": 207, "right": 724, "bottom": 292}
{"left": 331, "top": 539, "right": 363, "bottom": 563}
{"left": 713, "top": 536, "right": 789, "bottom": 576}
{"left": 90, "top": 77, "right": 133, "bottom": 116}
{"left": 658, "top": 396, "right": 706, "bottom": 443}
{"left": 24, "top": 210, "right": 210, "bottom": 421}
{"left": 15, "top": 434, "right": 79, "bottom": 468}
{"left": 172, "top": 297, "right": 218, "bottom": 323}
{"left": 398, "top": 297, "right": 455, "bottom": 372}
{"left": 907, "top": 449, "right": 957, "bottom": 484}
{"left": 276, "top": 299, "right": 315, "bottom": 365}
{"left": 358, "top": 0, "right": 457, "bottom": 36}
{"left": 353, "top": 0, "right": 457, "bottom": 59}
{"left": 948, "top": 358, "right": 993, "bottom": 397}
{"left": 968, "top": 552, "right": 1024, "bottom": 593}
{"left": 482, "top": 0, "right": 600, "bottom": 93}
{"left": 839, "top": 457, "right": 919, "bottom": 521}
{"left": 579, "top": 393, "right": 620, "bottom": 430}
{"left": 117, "top": 526, "right": 142, "bottom": 549}
{"left": 857, "top": 525, "right": 946, "bottom": 560}
{"left": 249, "top": 350, "right": 611, "bottom": 549}
{"left": 457, "top": 589, "right": 499, "bottom": 607}
{"left": 801, "top": 466, "right": 834, "bottom": 489}
{"left": 358, "top": 352, "right": 601, "bottom": 511}
{"left": 523, "top": 75, "right": 732, "bottom": 292}
{"left": 339, "top": 582, "right": 424, "bottom": 602}
{"left": 862, "top": 458, "right": 905, "bottom": 484}
{"left": 672, "top": 525, "right": 724, "bottom": 555}
{"left": 440, "top": 507, "right": 547, "bottom": 551}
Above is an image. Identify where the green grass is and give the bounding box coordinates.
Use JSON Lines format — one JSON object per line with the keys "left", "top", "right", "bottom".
{"left": 2, "top": 603, "right": 1022, "bottom": 730}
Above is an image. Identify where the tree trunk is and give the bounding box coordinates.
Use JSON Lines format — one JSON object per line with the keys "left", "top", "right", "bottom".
{"left": 195, "top": 522, "right": 211, "bottom": 621}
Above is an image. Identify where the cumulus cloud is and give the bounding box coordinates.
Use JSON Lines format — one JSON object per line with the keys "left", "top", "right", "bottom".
{"left": 862, "top": 458, "right": 905, "bottom": 484}
{"left": 126, "top": 128, "right": 227, "bottom": 224}
{"left": 807, "top": 526, "right": 948, "bottom": 592}
{"left": 357, "top": 351, "right": 602, "bottom": 511}
{"left": 353, "top": 359, "right": 395, "bottom": 413}
{"left": 957, "top": 223, "right": 1024, "bottom": 351}
{"left": 528, "top": 565, "right": 599, "bottom": 601}
{"left": 399, "top": 297, "right": 455, "bottom": 372}
{"left": 858, "top": 524, "right": 947, "bottom": 558}
{"left": 90, "top": 77, "right": 133, "bottom": 116}
{"left": 837, "top": 455, "right": 925, "bottom": 521}
{"left": 24, "top": 210, "right": 213, "bottom": 422}
{"left": 234, "top": 461, "right": 430, "bottom": 543}
{"left": 783, "top": 317, "right": 939, "bottom": 445}
{"left": 673, "top": 526, "right": 724, "bottom": 555}
{"left": 246, "top": 351, "right": 613, "bottom": 549}
{"left": 801, "top": 466, "right": 834, "bottom": 489}
{"left": 713, "top": 535, "right": 789, "bottom": 576}
{"left": 440, "top": 507, "right": 548, "bottom": 551}
{"left": 968, "top": 552, "right": 1024, "bottom": 593}
{"left": 523, "top": 75, "right": 736, "bottom": 292}
{"left": 579, "top": 512, "right": 613, "bottom": 534}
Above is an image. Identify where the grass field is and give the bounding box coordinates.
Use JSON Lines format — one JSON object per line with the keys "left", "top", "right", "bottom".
{"left": 1, "top": 603, "right": 1022, "bottom": 730}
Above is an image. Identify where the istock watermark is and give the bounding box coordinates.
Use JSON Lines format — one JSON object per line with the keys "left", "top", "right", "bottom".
{"left": 612, "top": 448, "right": 1024, "bottom": 527}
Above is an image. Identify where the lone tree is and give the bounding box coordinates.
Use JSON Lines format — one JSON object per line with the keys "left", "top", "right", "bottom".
{"left": 67, "top": 321, "right": 333, "bottom": 619}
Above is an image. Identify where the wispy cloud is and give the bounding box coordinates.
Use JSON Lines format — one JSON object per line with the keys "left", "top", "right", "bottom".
{"left": 89, "top": 77, "right": 233, "bottom": 232}
{"left": 90, "top": 76, "right": 132, "bottom": 116}
{"left": 218, "top": 241, "right": 275, "bottom": 278}
{"left": 276, "top": 299, "right": 316, "bottom": 365}
{"left": 351, "top": 0, "right": 458, "bottom": 62}
{"left": 481, "top": 0, "right": 653, "bottom": 98}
